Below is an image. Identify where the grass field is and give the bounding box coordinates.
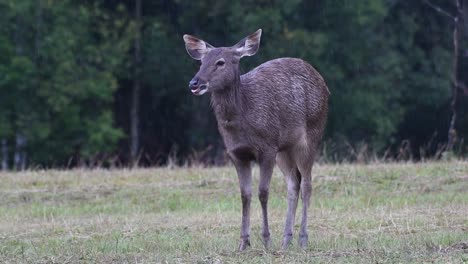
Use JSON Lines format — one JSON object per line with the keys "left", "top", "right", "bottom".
{"left": 0, "top": 161, "right": 467, "bottom": 263}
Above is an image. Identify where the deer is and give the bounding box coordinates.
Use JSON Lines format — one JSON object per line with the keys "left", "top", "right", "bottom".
{"left": 183, "top": 29, "right": 329, "bottom": 250}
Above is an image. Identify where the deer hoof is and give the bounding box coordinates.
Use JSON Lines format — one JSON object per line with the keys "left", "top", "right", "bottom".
{"left": 281, "top": 235, "right": 293, "bottom": 250}
{"left": 298, "top": 234, "right": 308, "bottom": 249}
{"left": 238, "top": 239, "right": 251, "bottom": 251}
{"left": 262, "top": 235, "right": 271, "bottom": 249}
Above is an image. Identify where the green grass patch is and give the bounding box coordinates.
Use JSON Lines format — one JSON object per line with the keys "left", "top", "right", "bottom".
{"left": 0, "top": 161, "right": 467, "bottom": 263}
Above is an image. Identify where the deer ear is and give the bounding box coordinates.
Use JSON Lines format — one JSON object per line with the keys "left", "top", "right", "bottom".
{"left": 183, "top": 34, "right": 214, "bottom": 60}
{"left": 234, "top": 29, "right": 262, "bottom": 58}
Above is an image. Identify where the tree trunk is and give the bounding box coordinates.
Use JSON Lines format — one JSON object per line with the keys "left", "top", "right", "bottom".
{"left": 35, "top": 0, "right": 42, "bottom": 60}
{"left": 447, "top": 0, "right": 462, "bottom": 152}
{"left": 14, "top": 134, "right": 26, "bottom": 170}
{"left": 130, "top": 0, "right": 142, "bottom": 166}
{"left": 463, "top": 0, "right": 468, "bottom": 36}
{"left": 13, "top": 13, "right": 27, "bottom": 170}
{"left": 1, "top": 139, "right": 7, "bottom": 171}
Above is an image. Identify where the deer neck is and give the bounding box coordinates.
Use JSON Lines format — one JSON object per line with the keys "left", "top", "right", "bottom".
{"left": 211, "top": 75, "right": 244, "bottom": 127}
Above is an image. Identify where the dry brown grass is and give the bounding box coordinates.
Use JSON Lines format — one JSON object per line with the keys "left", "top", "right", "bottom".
{"left": 0, "top": 161, "right": 467, "bottom": 263}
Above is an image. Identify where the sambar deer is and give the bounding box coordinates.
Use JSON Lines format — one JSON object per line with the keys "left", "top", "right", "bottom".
{"left": 183, "top": 29, "right": 329, "bottom": 250}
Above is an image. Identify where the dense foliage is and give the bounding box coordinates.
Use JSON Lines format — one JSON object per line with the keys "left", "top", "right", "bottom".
{"left": 0, "top": 0, "right": 467, "bottom": 167}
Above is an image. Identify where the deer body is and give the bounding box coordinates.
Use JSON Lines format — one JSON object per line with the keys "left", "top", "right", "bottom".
{"left": 183, "top": 30, "right": 329, "bottom": 250}
{"left": 213, "top": 58, "right": 328, "bottom": 160}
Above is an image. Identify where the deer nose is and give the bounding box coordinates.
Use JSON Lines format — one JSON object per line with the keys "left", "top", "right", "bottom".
{"left": 189, "top": 79, "right": 199, "bottom": 90}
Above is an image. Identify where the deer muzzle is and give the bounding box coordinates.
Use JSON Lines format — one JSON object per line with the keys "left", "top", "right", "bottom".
{"left": 189, "top": 78, "right": 209, "bottom": 96}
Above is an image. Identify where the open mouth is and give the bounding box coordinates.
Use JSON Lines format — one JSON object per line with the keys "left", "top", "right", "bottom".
{"left": 191, "top": 85, "right": 208, "bottom": 95}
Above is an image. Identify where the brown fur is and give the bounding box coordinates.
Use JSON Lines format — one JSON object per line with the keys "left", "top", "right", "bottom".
{"left": 183, "top": 29, "right": 329, "bottom": 250}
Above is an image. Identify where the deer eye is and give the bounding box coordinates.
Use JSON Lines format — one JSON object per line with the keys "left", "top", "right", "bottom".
{"left": 216, "top": 59, "right": 225, "bottom": 67}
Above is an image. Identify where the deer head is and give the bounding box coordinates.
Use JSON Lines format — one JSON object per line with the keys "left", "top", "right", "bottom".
{"left": 183, "top": 29, "right": 262, "bottom": 95}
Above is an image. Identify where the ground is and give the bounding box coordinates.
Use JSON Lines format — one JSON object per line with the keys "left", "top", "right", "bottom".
{"left": 0, "top": 161, "right": 467, "bottom": 263}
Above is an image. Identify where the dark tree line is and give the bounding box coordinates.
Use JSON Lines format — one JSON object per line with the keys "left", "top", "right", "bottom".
{"left": 0, "top": 0, "right": 467, "bottom": 168}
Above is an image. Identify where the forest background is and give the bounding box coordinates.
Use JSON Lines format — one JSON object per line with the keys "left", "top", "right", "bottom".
{"left": 1, "top": 0, "right": 467, "bottom": 168}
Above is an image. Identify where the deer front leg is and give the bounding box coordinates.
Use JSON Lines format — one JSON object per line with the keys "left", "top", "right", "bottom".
{"left": 234, "top": 160, "right": 252, "bottom": 251}
{"left": 258, "top": 154, "right": 275, "bottom": 248}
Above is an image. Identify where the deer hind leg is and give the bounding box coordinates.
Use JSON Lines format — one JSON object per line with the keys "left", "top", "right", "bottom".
{"left": 277, "top": 151, "right": 301, "bottom": 249}
{"left": 295, "top": 143, "right": 316, "bottom": 249}
{"left": 233, "top": 160, "right": 253, "bottom": 251}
